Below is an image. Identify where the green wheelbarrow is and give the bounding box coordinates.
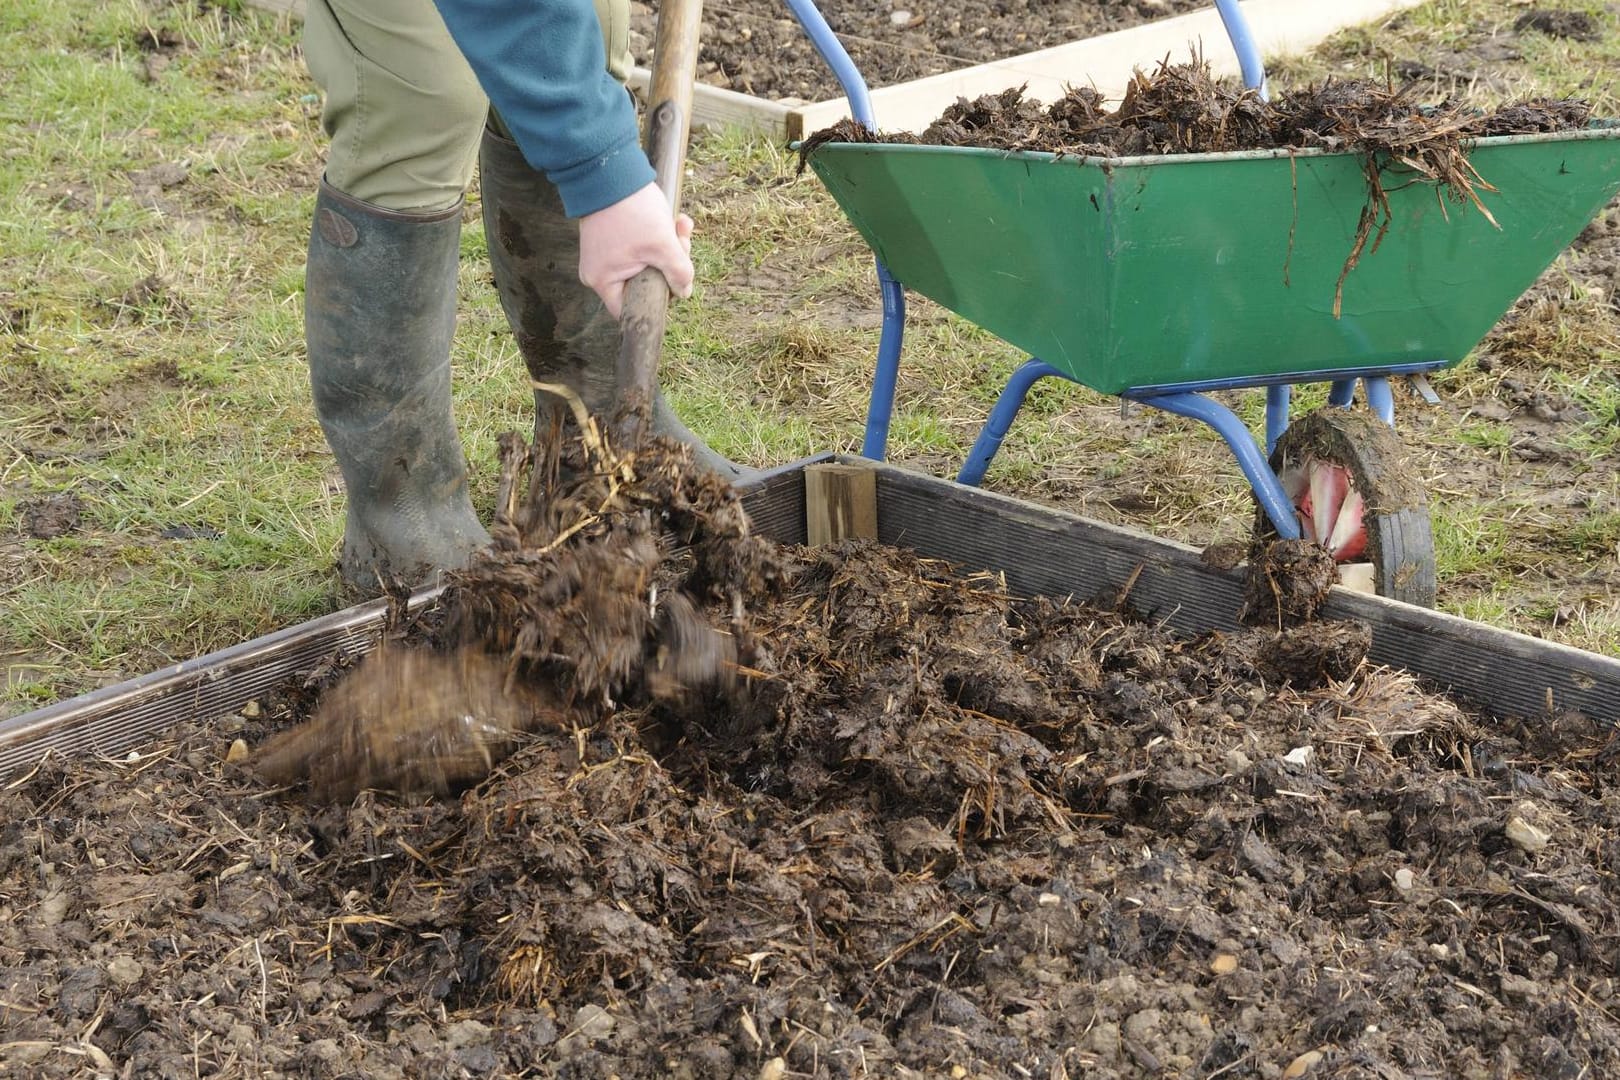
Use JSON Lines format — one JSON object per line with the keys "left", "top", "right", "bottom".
{"left": 786, "top": 0, "right": 1620, "bottom": 607}
{"left": 805, "top": 126, "right": 1620, "bottom": 604}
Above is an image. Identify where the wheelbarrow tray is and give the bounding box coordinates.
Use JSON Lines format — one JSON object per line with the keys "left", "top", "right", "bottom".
{"left": 2, "top": 456, "right": 1615, "bottom": 779}
{"left": 805, "top": 124, "right": 1620, "bottom": 394}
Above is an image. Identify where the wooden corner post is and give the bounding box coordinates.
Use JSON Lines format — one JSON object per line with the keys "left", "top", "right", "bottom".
{"left": 804, "top": 462, "right": 878, "bottom": 546}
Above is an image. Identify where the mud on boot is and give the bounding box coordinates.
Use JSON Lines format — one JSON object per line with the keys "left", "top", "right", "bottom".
{"left": 304, "top": 180, "right": 491, "bottom": 593}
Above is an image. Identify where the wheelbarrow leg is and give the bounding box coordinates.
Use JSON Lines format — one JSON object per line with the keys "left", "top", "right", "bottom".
{"left": 1326, "top": 376, "right": 1396, "bottom": 424}
{"left": 1135, "top": 391, "right": 1302, "bottom": 540}
{"left": 958, "top": 359, "right": 1064, "bottom": 486}
{"left": 861, "top": 266, "right": 907, "bottom": 460}
{"left": 1265, "top": 384, "right": 1291, "bottom": 456}
{"left": 781, "top": 0, "right": 910, "bottom": 463}
{"left": 1363, "top": 376, "right": 1396, "bottom": 424}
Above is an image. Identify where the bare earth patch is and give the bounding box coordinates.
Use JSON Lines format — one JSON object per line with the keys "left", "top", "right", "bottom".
{"left": 3, "top": 525, "right": 1619, "bottom": 1076}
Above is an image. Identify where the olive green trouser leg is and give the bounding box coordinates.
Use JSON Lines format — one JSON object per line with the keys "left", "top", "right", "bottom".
{"left": 303, "top": 0, "right": 630, "bottom": 209}
{"left": 301, "top": 0, "right": 746, "bottom": 583}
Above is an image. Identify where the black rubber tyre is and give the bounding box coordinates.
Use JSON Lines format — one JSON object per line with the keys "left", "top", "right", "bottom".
{"left": 1262, "top": 407, "right": 1437, "bottom": 608}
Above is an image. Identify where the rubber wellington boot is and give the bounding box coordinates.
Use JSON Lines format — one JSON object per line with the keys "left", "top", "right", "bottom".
{"left": 478, "top": 127, "right": 758, "bottom": 482}
{"left": 305, "top": 181, "right": 491, "bottom": 593}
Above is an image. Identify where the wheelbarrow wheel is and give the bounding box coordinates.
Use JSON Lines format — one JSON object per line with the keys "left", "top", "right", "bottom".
{"left": 1261, "top": 407, "right": 1437, "bottom": 607}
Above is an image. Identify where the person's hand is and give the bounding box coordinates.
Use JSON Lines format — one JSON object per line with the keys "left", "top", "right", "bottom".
{"left": 578, "top": 182, "right": 695, "bottom": 318}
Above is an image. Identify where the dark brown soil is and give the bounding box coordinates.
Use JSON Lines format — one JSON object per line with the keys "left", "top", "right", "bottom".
{"left": 4, "top": 6, "right": 1620, "bottom": 1074}
{"left": 1514, "top": 10, "right": 1602, "bottom": 42}
{"left": 18, "top": 493, "right": 82, "bottom": 540}
{"left": 630, "top": 0, "right": 1204, "bottom": 102}
{"left": 1239, "top": 538, "right": 1338, "bottom": 628}
{"left": 4, "top": 452, "right": 1620, "bottom": 1075}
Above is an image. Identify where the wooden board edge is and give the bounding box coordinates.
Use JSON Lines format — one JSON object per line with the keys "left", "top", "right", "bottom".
{"left": 0, "top": 597, "right": 398, "bottom": 781}
{"left": 862, "top": 459, "right": 1620, "bottom": 723}
{"left": 627, "top": 67, "right": 792, "bottom": 136}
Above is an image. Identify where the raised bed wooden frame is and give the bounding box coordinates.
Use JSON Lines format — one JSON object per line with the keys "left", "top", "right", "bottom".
{"left": 4, "top": 456, "right": 1615, "bottom": 782}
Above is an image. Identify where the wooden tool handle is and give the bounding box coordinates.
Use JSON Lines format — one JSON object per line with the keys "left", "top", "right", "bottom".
{"left": 615, "top": 0, "right": 703, "bottom": 442}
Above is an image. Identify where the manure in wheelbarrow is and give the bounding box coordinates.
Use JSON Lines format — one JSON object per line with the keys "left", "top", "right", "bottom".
{"left": 801, "top": 59, "right": 1592, "bottom": 314}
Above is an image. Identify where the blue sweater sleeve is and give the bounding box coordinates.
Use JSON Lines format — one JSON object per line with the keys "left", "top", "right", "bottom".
{"left": 431, "top": 0, "right": 656, "bottom": 217}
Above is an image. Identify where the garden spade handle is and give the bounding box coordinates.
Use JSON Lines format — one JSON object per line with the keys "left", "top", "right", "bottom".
{"left": 615, "top": 0, "right": 703, "bottom": 444}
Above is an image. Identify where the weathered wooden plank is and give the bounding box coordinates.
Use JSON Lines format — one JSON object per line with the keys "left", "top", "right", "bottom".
{"left": 874, "top": 466, "right": 1250, "bottom": 629}
{"left": 804, "top": 462, "right": 878, "bottom": 545}
{"left": 0, "top": 595, "right": 398, "bottom": 781}
{"left": 871, "top": 464, "right": 1620, "bottom": 722}
{"left": 742, "top": 452, "right": 822, "bottom": 546}
{"left": 627, "top": 68, "right": 793, "bottom": 133}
